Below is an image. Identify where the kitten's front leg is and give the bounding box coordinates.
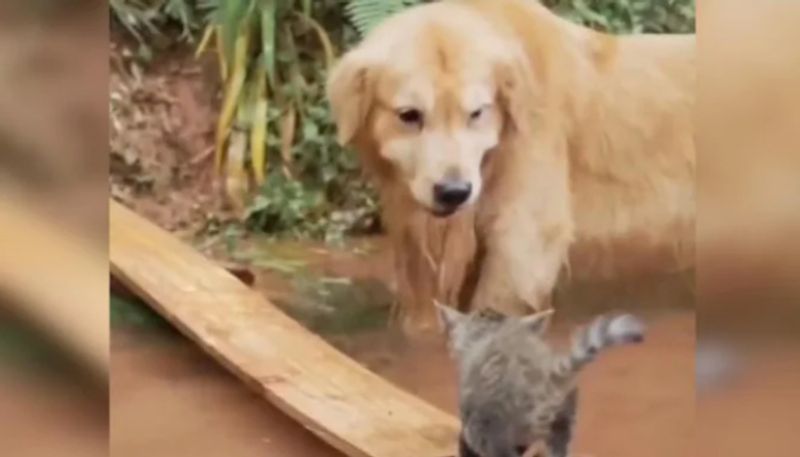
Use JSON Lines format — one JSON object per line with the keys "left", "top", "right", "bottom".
{"left": 546, "top": 391, "right": 578, "bottom": 457}
{"left": 517, "top": 442, "right": 548, "bottom": 457}
{"left": 459, "top": 432, "right": 481, "bottom": 457}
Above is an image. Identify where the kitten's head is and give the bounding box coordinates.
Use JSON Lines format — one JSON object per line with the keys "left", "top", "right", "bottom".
{"left": 435, "top": 302, "right": 553, "bottom": 355}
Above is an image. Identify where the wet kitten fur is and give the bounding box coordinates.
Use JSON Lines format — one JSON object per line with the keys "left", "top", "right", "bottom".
{"left": 437, "top": 304, "right": 645, "bottom": 457}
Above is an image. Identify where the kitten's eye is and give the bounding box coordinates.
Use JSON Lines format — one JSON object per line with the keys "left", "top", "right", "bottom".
{"left": 396, "top": 108, "right": 424, "bottom": 127}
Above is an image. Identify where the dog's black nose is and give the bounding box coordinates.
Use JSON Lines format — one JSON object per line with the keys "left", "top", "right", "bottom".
{"left": 433, "top": 181, "right": 472, "bottom": 207}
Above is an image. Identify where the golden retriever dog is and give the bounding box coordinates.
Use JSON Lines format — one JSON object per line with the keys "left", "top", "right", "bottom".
{"left": 327, "top": 0, "right": 694, "bottom": 329}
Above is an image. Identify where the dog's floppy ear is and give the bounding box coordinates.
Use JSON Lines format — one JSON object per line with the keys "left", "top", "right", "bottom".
{"left": 494, "top": 44, "right": 539, "bottom": 136}
{"left": 326, "top": 50, "right": 376, "bottom": 146}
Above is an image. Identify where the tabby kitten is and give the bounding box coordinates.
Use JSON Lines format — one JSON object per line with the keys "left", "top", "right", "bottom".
{"left": 436, "top": 304, "right": 645, "bottom": 457}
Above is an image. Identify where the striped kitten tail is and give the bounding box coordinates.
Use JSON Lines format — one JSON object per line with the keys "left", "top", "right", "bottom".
{"left": 551, "top": 314, "right": 646, "bottom": 380}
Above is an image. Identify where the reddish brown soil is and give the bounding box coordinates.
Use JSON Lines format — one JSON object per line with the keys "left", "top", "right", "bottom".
{"left": 109, "top": 38, "right": 226, "bottom": 235}
{"left": 343, "top": 312, "right": 696, "bottom": 457}
{"left": 111, "top": 310, "right": 694, "bottom": 457}
{"left": 110, "top": 228, "right": 701, "bottom": 457}
{"left": 111, "top": 332, "right": 342, "bottom": 457}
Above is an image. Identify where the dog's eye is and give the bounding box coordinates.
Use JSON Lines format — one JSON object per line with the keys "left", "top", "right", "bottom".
{"left": 397, "top": 108, "right": 424, "bottom": 127}
{"left": 469, "top": 105, "right": 490, "bottom": 123}
{"left": 469, "top": 107, "right": 484, "bottom": 121}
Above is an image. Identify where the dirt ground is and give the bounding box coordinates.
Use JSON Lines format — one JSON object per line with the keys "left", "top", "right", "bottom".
{"left": 111, "top": 330, "right": 342, "bottom": 457}
{"left": 111, "top": 310, "right": 694, "bottom": 457}
{"left": 111, "top": 236, "right": 697, "bottom": 457}
{"left": 109, "top": 36, "right": 229, "bottom": 235}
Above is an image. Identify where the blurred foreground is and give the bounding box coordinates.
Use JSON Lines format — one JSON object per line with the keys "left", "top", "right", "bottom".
{"left": 0, "top": 2, "right": 107, "bottom": 456}
{"left": 698, "top": 0, "right": 800, "bottom": 455}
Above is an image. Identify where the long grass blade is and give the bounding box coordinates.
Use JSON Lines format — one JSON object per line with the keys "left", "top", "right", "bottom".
{"left": 260, "top": 0, "right": 277, "bottom": 87}
{"left": 225, "top": 130, "right": 251, "bottom": 216}
{"left": 279, "top": 104, "right": 297, "bottom": 178}
{"left": 109, "top": 0, "right": 146, "bottom": 43}
{"left": 282, "top": 25, "right": 305, "bottom": 107}
{"left": 214, "top": 25, "right": 251, "bottom": 173}
{"left": 220, "top": 0, "right": 248, "bottom": 63}
{"left": 296, "top": 12, "right": 336, "bottom": 69}
{"left": 250, "top": 61, "right": 269, "bottom": 185}
{"left": 215, "top": 25, "right": 228, "bottom": 80}
{"left": 195, "top": 24, "right": 215, "bottom": 58}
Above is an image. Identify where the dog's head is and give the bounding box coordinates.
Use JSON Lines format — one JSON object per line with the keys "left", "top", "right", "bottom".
{"left": 327, "top": 3, "right": 538, "bottom": 217}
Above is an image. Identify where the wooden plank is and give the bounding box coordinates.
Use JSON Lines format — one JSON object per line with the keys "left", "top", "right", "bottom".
{"left": 109, "top": 200, "right": 459, "bottom": 457}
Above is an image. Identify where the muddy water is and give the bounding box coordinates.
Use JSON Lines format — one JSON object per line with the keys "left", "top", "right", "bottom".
{"left": 111, "top": 331, "right": 343, "bottom": 457}
{"left": 112, "top": 237, "right": 695, "bottom": 457}
{"left": 341, "top": 312, "right": 695, "bottom": 457}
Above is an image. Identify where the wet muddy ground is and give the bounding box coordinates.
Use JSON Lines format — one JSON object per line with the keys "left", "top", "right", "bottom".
{"left": 111, "top": 237, "right": 696, "bottom": 457}
{"left": 111, "top": 314, "right": 694, "bottom": 457}
{"left": 111, "top": 331, "right": 341, "bottom": 457}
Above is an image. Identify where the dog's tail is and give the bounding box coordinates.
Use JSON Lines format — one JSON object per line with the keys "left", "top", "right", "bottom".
{"left": 551, "top": 314, "right": 645, "bottom": 380}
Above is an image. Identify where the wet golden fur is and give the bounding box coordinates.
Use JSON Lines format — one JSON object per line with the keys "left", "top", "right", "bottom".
{"left": 327, "top": 0, "right": 694, "bottom": 328}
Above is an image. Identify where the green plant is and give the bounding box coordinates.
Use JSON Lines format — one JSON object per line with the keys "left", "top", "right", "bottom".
{"left": 197, "top": 0, "right": 336, "bottom": 197}
{"left": 111, "top": 294, "right": 175, "bottom": 332}
{"left": 345, "top": 0, "right": 424, "bottom": 37}
{"left": 245, "top": 172, "right": 323, "bottom": 236}
{"left": 109, "top": 0, "right": 207, "bottom": 50}
{"left": 543, "top": 0, "right": 695, "bottom": 34}
{"left": 195, "top": 0, "right": 382, "bottom": 240}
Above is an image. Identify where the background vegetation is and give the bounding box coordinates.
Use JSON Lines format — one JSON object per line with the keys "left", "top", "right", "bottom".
{"left": 110, "top": 0, "right": 695, "bottom": 241}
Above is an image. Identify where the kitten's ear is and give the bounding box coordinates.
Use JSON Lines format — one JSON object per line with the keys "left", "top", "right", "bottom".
{"left": 434, "top": 301, "right": 464, "bottom": 334}
{"left": 521, "top": 309, "right": 554, "bottom": 334}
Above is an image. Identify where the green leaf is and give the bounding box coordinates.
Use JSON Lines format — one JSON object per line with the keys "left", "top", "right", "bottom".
{"left": 302, "top": 121, "right": 320, "bottom": 142}
{"left": 345, "top": 0, "right": 422, "bottom": 37}
{"left": 251, "top": 58, "right": 270, "bottom": 184}
{"left": 219, "top": 0, "right": 251, "bottom": 64}
{"left": 573, "top": 0, "right": 610, "bottom": 29}
{"left": 260, "top": 0, "right": 277, "bottom": 87}
{"left": 282, "top": 24, "right": 305, "bottom": 107}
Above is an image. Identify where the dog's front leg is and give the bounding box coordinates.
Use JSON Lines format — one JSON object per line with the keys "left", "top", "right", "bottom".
{"left": 470, "top": 215, "right": 570, "bottom": 315}
{"left": 470, "top": 144, "right": 573, "bottom": 315}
